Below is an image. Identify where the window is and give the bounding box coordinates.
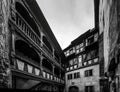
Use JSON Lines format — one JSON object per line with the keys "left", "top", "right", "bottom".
{"left": 95, "top": 49, "right": 98, "bottom": 57}
{"left": 80, "top": 47, "right": 84, "bottom": 52}
{"left": 91, "top": 49, "right": 98, "bottom": 58}
{"left": 94, "top": 33, "right": 98, "bottom": 42}
{"left": 67, "top": 74, "right": 72, "bottom": 80}
{"left": 86, "top": 52, "right": 91, "bottom": 60}
{"left": 76, "top": 43, "right": 84, "bottom": 54}
{"left": 73, "top": 47, "right": 75, "bottom": 53}
{"left": 69, "top": 60, "right": 74, "bottom": 65}
{"left": 74, "top": 72, "right": 80, "bottom": 79}
{"left": 65, "top": 50, "right": 69, "bottom": 56}
{"left": 76, "top": 45, "right": 79, "bottom": 49}
{"left": 66, "top": 68, "right": 69, "bottom": 71}
{"left": 85, "top": 69, "right": 93, "bottom": 77}
{"left": 74, "top": 65, "right": 77, "bottom": 69}
{"left": 78, "top": 55, "right": 82, "bottom": 67}
{"left": 91, "top": 50, "right": 95, "bottom": 58}
{"left": 85, "top": 86, "right": 94, "bottom": 92}
{"left": 88, "top": 60, "right": 92, "bottom": 64}
{"left": 84, "top": 62, "right": 87, "bottom": 66}
{"left": 85, "top": 39, "right": 88, "bottom": 46}
{"left": 69, "top": 48, "right": 73, "bottom": 55}
{"left": 94, "top": 58, "right": 98, "bottom": 63}
{"left": 88, "top": 36, "right": 94, "bottom": 45}
{"left": 79, "top": 42, "right": 84, "bottom": 47}
{"left": 70, "top": 66, "right": 73, "bottom": 70}
{"left": 74, "top": 58, "right": 78, "bottom": 64}
{"left": 78, "top": 55, "right": 82, "bottom": 62}
{"left": 76, "top": 49, "right": 79, "bottom": 54}
{"left": 83, "top": 54, "right": 86, "bottom": 61}
{"left": 64, "top": 52, "right": 66, "bottom": 55}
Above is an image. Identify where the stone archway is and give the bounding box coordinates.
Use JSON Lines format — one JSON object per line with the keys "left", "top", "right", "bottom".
{"left": 68, "top": 86, "right": 79, "bottom": 92}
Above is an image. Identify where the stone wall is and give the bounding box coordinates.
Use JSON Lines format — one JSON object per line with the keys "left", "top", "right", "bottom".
{"left": 99, "top": 0, "right": 120, "bottom": 72}
{"left": 0, "top": 0, "right": 11, "bottom": 88}
{"left": 65, "top": 64, "right": 100, "bottom": 92}
{"left": 99, "top": 0, "right": 112, "bottom": 72}
{"left": 109, "top": 0, "right": 118, "bottom": 61}
{"left": 99, "top": 33, "right": 104, "bottom": 77}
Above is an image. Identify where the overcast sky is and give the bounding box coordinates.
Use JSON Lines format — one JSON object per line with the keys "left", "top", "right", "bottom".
{"left": 36, "top": 0, "right": 94, "bottom": 50}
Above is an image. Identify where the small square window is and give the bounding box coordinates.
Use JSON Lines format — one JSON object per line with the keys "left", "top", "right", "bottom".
{"left": 78, "top": 62, "right": 82, "bottom": 68}
{"left": 84, "top": 62, "right": 87, "bottom": 66}
{"left": 80, "top": 47, "right": 84, "bottom": 52}
{"left": 67, "top": 74, "right": 73, "bottom": 80}
{"left": 70, "top": 66, "right": 73, "bottom": 70}
{"left": 76, "top": 45, "right": 79, "bottom": 49}
{"left": 85, "top": 69, "right": 93, "bottom": 77}
{"left": 85, "top": 86, "right": 94, "bottom": 92}
{"left": 66, "top": 68, "right": 69, "bottom": 71}
{"left": 69, "top": 60, "right": 74, "bottom": 65}
{"left": 94, "top": 58, "right": 98, "bottom": 63}
{"left": 76, "top": 49, "right": 79, "bottom": 54}
{"left": 88, "top": 60, "right": 92, "bottom": 64}
{"left": 78, "top": 55, "right": 82, "bottom": 62}
{"left": 94, "top": 33, "right": 98, "bottom": 42}
{"left": 74, "top": 72, "right": 80, "bottom": 79}
{"left": 74, "top": 58, "right": 78, "bottom": 64}
{"left": 74, "top": 65, "right": 77, "bottom": 69}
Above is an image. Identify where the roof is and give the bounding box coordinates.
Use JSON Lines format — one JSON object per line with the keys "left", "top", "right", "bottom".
{"left": 63, "top": 28, "right": 98, "bottom": 52}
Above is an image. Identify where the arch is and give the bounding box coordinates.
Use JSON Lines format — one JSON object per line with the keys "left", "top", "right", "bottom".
{"left": 43, "top": 36, "right": 52, "bottom": 52}
{"left": 117, "top": 49, "right": 120, "bottom": 64}
{"left": 15, "top": 40, "right": 40, "bottom": 64}
{"left": 15, "top": 2, "right": 41, "bottom": 37}
{"left": 54, "top": 66, "right": 60, "bottom": 77}
{"left": 61, "top": 71, "right": 65, "bottom": 79}
{"left": 42, "top": 59, "right": 52, "bottom": 72}
{"left": 54, "top": 51, "right": 59, "bottom": 63}
{"left": 68, "top": 86, "right": 79, "bottom": 92}
{"left": 108, "top": 58, "right": 116, "bottom": 72}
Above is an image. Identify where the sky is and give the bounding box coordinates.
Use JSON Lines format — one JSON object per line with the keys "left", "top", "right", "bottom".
{"left": 36, "top": 0, "right": 94, "bottom": 50}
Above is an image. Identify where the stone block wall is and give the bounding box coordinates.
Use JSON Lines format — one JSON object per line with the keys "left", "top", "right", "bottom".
{"left": 0, "top": 0, "right": 11, "bottom": 88}
{"left": 65, "top": 64, "right": 100, "bottom": 92}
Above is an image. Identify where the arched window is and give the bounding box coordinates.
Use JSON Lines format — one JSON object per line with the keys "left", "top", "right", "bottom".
{"left": 54, "top": 51, "right": 59, "bottom": 63}
{"left": 42, "top": 59, "right": 52, "bottom": 72}
{"left": 54, "top": 67, "right": 60, "bottom": 77}
{"left": 15, "top": 2, "right": 41, "bottom": 37}
{"left": 15, "top": 40, "right": 40, "bottom": 65}
{"left": 43, "top": 36, "right": 52, "bottom": 52}
{"left": 69, "top": 86, "right": 79, "bottom": 92}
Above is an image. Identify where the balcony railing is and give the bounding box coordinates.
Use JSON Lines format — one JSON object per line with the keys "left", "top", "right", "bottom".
{"left": 10, "top": 8, "right": 65, "bottom": 72}
{"left": 42, "top": 70, "right": 64, "bottom": 84}
{"left": 55, "top": 56, "right": 59, "bottom": 63}
{"left": 10, "top": 8, "right": 41, "bottom": 48}
{"left": 42, "top": 43, "right": 53, "bottom": 58}
{"left": 15, "top": 51, "right": 40, "bottom": 67}
{"left": 11, "top": 51, "right": 65, "bottom": 84}
{"left": 11, "top": 56, "right": 64, "bottom": 84}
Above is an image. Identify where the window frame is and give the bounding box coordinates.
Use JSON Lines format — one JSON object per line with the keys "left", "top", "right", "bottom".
{"left": 85, "top": 86, "right": 94, "bottom": 92}
{"left": 67, "top": 74, "right": 73, "bottom": 80}
{"left": 85, "top": 69, "right": 93, "bottom": 77}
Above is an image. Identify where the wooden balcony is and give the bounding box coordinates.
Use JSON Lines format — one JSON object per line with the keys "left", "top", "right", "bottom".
{"left": 10, "top": 8, "right": 41, "bottom": 48}
{"left": 42, "top": 43, "right": 53, "bottom": 58}
{"left": 11, "top": 53, "right": 64, "bottom": 85}
{"left": 10, "top": 7, "right": 65, "bottom": 75}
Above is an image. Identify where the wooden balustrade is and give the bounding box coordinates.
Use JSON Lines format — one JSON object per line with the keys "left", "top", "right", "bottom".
{"left": 42, "top": 43, "right": 53, "bottom": 58}
{"left": 10, "top": 8, "right": 65, "bottom": 84}
{"left": 10, "top": 8, "right": 41, "bottom": 48}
